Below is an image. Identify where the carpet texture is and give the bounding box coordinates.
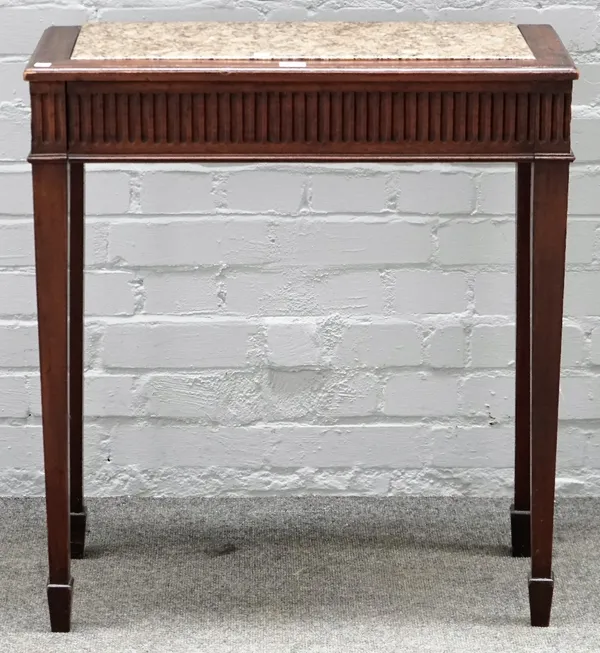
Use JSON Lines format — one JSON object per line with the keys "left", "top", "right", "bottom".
{"left": 1, "top": 497, "right": 599, "bottom": 652}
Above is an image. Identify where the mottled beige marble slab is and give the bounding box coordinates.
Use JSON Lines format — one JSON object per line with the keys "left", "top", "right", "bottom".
{"left": 70, "top": 22, "right": 534, "bottom": 61}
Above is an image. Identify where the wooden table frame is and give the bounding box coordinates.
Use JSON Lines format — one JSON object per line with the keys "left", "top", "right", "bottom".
{"left": 25, "top": 24, "right": 577, "bottom": 632}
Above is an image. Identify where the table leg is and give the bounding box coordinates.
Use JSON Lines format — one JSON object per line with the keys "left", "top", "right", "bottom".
{"left": 69, "top": 162, "right": 86, "bottom": 559}
{"left": 511, "top": 162, "right": 532, "bottom": 557}
{"left": 529, "top": 159, "right": 569, "bottom": 627}
{"left": 33, "top": 161, "right": 72, "bottom": 632}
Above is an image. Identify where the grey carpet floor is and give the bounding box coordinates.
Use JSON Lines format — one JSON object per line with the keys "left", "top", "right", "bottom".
{"left": 1, "top": 498, "right": 600, "bottom": 652}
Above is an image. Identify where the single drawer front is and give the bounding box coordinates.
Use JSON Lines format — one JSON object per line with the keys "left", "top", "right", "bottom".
{"left": 55, "top": 81, "right": 573, "bottom": 159}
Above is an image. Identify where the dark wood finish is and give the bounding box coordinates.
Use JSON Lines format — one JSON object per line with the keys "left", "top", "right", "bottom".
{"left": 47, "top": 582, "right": 73, "bottom": 633}
{"left": 30, "top": 83, "right": 67, "bottom": 156}
{"left": 522, "top": 25, "right": 576, "bottom": 70}
{"left": 529, "top": 159, "right": 569, "bottom": 626}
{"left": 27, "top": 25, "right": 80, "bottom": 66}
{"left": 529, "top": 576, "right": 555, "bottom": 628}
{"left": 69, "top": 162, "right": 86, "bottom": 559}
{"left": 33, "top": 161, "right": 71, "bottom": 632}
{"left": 61, "top": 82, "right": 571, "bottom": 160}
{"left": 511, "top": 161, "right": 532, "bottom": 558}
{"left": 24, "top": 25, "right": 577, "bottom": 84}
{"left": 510, "top": 508, "right": 531, "bottom": 558}
{"left": 26, "top": 23, "right": 576, "bottom": 631}
{"left": 70, "top": 511, "right": 87, "bottom": 560}
{"left": 25, "top": 26, "right": 576, "bottom": 163}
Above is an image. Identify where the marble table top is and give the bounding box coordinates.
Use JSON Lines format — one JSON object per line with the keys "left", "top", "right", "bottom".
{"left": 70, "top": 22, "right": 535, "bottom": 61}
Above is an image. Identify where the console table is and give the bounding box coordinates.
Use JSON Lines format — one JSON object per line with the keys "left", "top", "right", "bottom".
{"left": 24, "top": 21, "right": 577, "bottom": 632}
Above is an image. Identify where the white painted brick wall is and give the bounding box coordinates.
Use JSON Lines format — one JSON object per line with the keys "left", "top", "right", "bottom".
{"left": 0, "top": 376, "right": 29, "bottom": 418}
{"left": 310, "top": 173, "right": 388, "bottom": 213}
{"left": 109, "top": 220, "right": 276, "bottom": 266}
{"left": 471, "top": 326, "right": 515, "bottom": 368}
{"left": 332, "top": 322, "right": 422, "bottom": 368}
{"left": 427, "top": 326, "right": 465, "bottom": 368}
{"left": 392, "top": 271, "right": 468, "bottom": 314}
{"left": 384, "top": 373, "right": 460, "bottom": 417}
{"left": 2, "top": 0, "right": 600, "bottom": 497}
{"left": 139, "top": 171, "right": 215, "bottom": 214}
{"left": 267, "top": 321, "right": 321, "bottom": 367}
{"left": 86, "top": 171, "right": 131, "bottom": 214}
{"left": 395, "top": 171, "right": 475, "bottom": 214}
{"left": 101, "top": 321, "right": 261, "bottom": 369}
{"left": 228, "top": 170, "right": 306, "bottom": 213}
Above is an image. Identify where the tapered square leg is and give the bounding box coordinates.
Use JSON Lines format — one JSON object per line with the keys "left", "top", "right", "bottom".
{"left": 33, "top": 161, "right": 73, "bottom": 632}
{"left": 512, "top": 162, "right": 532, "bottom": 557}
{"left": 510, "top": 504, "right": 531, "bottom": 558}
{"left": 47, "top": 580, "right": 73, "bottom": 633}
{"left": 69, "top": 162, "right": 86, "bottom": 560}
{"left": 529, "top": 575, "right": 554, "bottom": 627}
{"left": 529, "top": 160, "right": 569, "bottom": 627}
{"left": 70, "top": 509, "right": 87, "bottom": 560}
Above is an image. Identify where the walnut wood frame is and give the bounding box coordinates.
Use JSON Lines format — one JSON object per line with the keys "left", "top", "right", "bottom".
{"left": 25, "top": 24, "right": 577, "bottom": 632}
